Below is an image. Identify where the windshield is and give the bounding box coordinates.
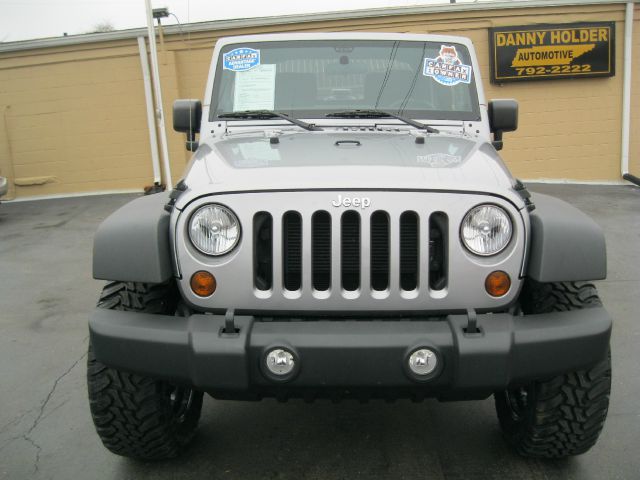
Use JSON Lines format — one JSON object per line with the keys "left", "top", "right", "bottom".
{"left": 210, "top": 40, "right": 480, "bottom": 122}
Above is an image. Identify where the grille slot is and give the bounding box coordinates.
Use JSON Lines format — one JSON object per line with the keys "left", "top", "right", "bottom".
{"left": 312, "top": 211, "right": 331, "bottom": 291}
{"left": 400, "top": 211, "right": 419, "bottom": 291}
{"left": 341, "top": 211, "right": 361, "bottom": 291}
{"left": 370, "top": 211, "right": 390, "bottom": 291}
{"left": 253, "top": 212, "right": 272, "bottom": 291}
{"left": 283, "top": 211, "right": 302, "bottom": 291}
{"left": 429, "top": 212, "right": 448, "bottom": 291}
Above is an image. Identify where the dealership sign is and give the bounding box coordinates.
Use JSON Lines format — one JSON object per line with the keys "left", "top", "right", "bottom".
{"left": 489, "top": 22, "right": 615, "bottom": 83}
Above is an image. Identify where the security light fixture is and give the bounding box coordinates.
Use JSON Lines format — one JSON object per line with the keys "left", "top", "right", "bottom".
{"left": 152, "top": 7, "right": 169, "bottom": 19}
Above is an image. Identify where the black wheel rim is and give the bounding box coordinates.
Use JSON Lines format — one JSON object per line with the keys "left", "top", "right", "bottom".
{"left": 505, "top": 386, "right": 530, "bottom": 422}
{"left": 167, "top": 303, "right": 196, "bottom": 424}
{"left": 168, "top": 385, "right": 195, "bottom": 423}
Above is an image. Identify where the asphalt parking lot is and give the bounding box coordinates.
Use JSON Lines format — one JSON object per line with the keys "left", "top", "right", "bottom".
{"left": 0, "top": 183, "right": 638, "bottom": 480}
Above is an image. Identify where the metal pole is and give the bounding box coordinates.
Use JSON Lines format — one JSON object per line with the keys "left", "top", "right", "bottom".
{"left": 137, "top": 36, "right": 162, "bottom": 186}
{"left": 621, "top": 2, "right": 633, "bottom": 179}
{"left": 145, "top": 0, "right": 173, "bottom": 189}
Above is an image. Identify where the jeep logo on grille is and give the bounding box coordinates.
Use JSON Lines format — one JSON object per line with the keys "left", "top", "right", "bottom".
{"left": 332, "top": 194, "right": 371, "bottom": 209}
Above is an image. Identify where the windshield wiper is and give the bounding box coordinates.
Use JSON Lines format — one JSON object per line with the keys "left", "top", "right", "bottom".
{"left": 217, "top": 110, "right": 322, "bottom": 131}
{"left": 326, "top": 109, "right": 439, "bottom": 133}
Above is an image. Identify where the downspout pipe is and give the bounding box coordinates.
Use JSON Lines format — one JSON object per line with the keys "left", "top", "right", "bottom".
{"left": 621, "top": 2, "right": 639, "bottom": 186}
{"left": 137, "top": 36, "right": 162, "bottom": 188}
{"left": 145, "top": 0, "right": 173, "bottom": 189}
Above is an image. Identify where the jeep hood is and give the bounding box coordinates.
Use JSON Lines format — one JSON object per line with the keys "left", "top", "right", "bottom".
{"left": 181, "top": 131, "right": 519, "bottom": 206}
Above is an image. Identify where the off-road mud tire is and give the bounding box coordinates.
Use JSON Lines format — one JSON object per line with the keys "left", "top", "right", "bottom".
{"left": 519, "top": 280, "right": 602, "bottom": 314}
{"left": 495, "top": 280, "right": 611, "bottom": 458}
{"left": 87, "top": 281, "right": 203, "bottom": 460}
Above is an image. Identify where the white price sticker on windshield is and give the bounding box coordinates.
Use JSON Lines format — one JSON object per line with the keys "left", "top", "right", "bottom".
{"left": 233, "top": 64, "right": 276, "bottom": 111}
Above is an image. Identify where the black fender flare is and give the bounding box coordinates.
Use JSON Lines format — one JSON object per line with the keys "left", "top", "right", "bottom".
{"left": 93, "top": 193, "right": 173, "bottom": 283}
{"left": 526, "top": 193, "right": 606, "bottom": 282}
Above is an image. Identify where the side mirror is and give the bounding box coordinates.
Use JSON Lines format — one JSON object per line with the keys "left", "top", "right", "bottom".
{"left": 173, "top": 99, "right": 202, "bottom": 152}
{"left": 488, "top": 99, "right": 518, "bottom": 151}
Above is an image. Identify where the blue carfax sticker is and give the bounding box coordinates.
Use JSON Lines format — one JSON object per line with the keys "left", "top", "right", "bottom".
{"left": 223, "top": 48, "right": 260, "bottom": 72}
{"left": 423, "top": 45, "right": 472, "bottom": 86}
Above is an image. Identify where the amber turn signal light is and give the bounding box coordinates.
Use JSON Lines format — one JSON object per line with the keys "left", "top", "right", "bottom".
{"left": 485, "top": 270, "right": 511, "bottom": 297}
{"left": 190, "top": 271, "right": 217, "bottom": 297}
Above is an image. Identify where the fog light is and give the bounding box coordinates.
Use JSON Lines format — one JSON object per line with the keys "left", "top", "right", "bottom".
{"left": 265, "top": 348, "right": 295, "bottom": 376}
{"left": 485, "top": 270, "right": 511, "bottom": 297}
{"left": 408, "top": 348, "right": 437, "bottom": 376}
{"left": 190, "top": 271, "right": 216, "bottom": 297}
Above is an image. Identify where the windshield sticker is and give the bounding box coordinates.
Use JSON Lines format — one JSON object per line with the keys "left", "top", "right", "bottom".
{"left": 233, "top": 64, "right": 276, "bottom": 111}
{"left": 423, "top": 45, "right": 473, "bottom": 86}
{"left": 223, "top": 48, "right": 261, "bottom": 72}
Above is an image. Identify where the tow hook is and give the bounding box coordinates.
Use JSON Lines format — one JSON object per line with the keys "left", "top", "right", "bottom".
{"left": 464, "top": 308, "right": 481, "bottom": 336}
{"left": 221, "top": 308, "right": 239, "bottom": 336}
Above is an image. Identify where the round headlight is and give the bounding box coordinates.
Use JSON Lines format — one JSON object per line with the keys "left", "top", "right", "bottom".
{"left": 189, "top": 204, "right": 240, "bottom": 256}
{"left": 461, "top": 204, "right": 512, "bottom": 256}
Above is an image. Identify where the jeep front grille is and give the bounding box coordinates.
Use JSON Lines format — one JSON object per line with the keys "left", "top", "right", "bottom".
{"left": 177, "top": 191, "right": 526, "bottom": 311}
{"left": 253, "top": 209, "right": 448, "bottom": 296}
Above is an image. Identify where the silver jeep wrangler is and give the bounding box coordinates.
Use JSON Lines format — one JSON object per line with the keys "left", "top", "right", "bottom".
{"left": 88, "top": 33, "right": 611, "bottom": 460}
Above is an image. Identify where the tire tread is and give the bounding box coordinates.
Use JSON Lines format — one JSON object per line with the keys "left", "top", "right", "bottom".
{"left": 88, "top": 281, "right": 202, "bottom": 460}
{"left": 495, "top": 280, "right": 611, "bottom": 458}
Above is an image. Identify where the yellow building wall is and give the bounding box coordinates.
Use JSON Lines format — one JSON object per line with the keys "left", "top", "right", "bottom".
{"left": 0, "top": 3, "right": 636, "bottom": 199}
{"left": 0, "top": 43, "right": 157, "bottom": 198}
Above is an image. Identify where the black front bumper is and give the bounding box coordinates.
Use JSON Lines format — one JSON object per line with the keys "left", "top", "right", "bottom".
{"left": 89, "top": 308, "right": 611, "bottom": 400}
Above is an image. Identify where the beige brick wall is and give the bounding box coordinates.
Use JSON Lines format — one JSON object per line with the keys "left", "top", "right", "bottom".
{"left": 0, "top": 3, "right": 636, "bottom": 199}
{"left": 0, "top": 42, "right": 155, "bottom": 198}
